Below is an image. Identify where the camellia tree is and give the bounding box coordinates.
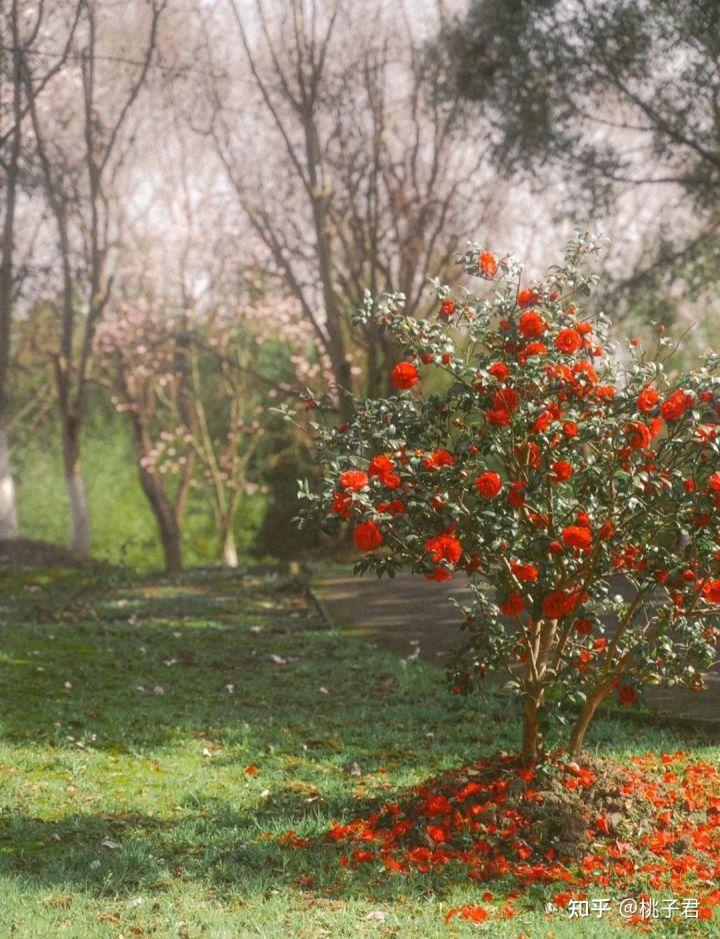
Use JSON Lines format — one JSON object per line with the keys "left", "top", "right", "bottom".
{"left": 302, "top": 233, "right": 720, "bottom": 763}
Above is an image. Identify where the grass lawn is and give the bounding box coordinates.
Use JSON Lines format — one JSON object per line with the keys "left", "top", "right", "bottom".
{"left": 0, "top": 566, "right": 717, "bottom": 937}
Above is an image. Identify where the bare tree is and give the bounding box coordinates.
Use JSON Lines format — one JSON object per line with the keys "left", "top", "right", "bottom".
{"left": 21, "top": 0, "right": 165, "bottom": 557}
{"left": 0, "top": 0, "right": 81, "bottom": 539}
{"left": 202, "top": 0, "right": 493, "bottom": 417}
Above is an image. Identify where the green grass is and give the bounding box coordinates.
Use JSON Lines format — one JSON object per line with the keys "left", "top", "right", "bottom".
{"left": 0, "top": 567, "right": 717, "bottom": 937}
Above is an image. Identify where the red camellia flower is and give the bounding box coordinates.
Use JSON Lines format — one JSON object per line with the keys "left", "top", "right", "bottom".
{"left": 542, "top": 590, "right": 572, "bottom": 619}
{"left": 478, "top": 251, "right": 498, "bottom": 277}
{"left": 488, "top": 362, "right": 509, "bottom": 380}
{"left": 439, "top": 299, "right": 456, "bottom": 319}
{"left": 637, "top": 387, "right": 659, "bottom": 413}
{"left": 551, "top": 460, "right": 573, "bottom": 483}
{"left": 508, "top": 481, "right": 526, "bottom": 508}
{"left": 618, "top": 685, "right": 638, "bottom": 706}
{"left": 330, "top": 492, "right": 352, "bottom": 518}
{"left": 523, "top": 341, "right": 548, "bottom": 359}
{"left": 709, "top": 471, "right": 720, "bottom": 492}
{"left": 518, "top": 310, "right": 547, "bottom": 338}
{"left": 599, "top": 519, "right": 616, "bottom": 540}
{"left": 339, "top": 469, "right": 368, "bottom": 491}
{"left": 500, "top": 593, "right": 525, "bottom": 616}
{"left": 391, "top": 361, "right": 419, "bottom": 390}
{"left": 562, "top": 525, "right": 593, "bottom": 552}
{"left": 511, "top": 561, "right": 538, "bottom": 582}
{"left": 575, "top": 617, "right": 593, "bottom": 635}
{"left": 353, "top": 519, "right": 383, "bottom": 552}
{"left": 368, "top": 454, "right": 401, "bottom": 489}
{"left": 422, "top": 449, "right": 455, "bottom": 471}
{"left": 625, "top": 421, "right": 652, "bottom": 450}
{"left": 702, "top": 579, "right": 720, "bottom": 603}
{"left": 425, "top": 532, "right": 463, "bottom": 565}
{"left": 563, "top": 421, "right": 578, "bottom": 437}
{"left": 475, "top": 471, "right": 503, "bottom": 498}
{"left": 660, "top": 388, "right": 692, "bottom": 420}
{"left": 517, "top": 288, "right": 539, "bottom": 308}
{"left": 555, "top": 328, "right": 582, "bottom": 354}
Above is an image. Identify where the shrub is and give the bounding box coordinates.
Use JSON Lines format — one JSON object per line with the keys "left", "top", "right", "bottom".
{"left": 301, "top": 234, "right": 720, "bottom": 762}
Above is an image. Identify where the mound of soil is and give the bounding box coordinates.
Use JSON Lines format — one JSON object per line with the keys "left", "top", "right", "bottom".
{"left": 320, "top": 750, "right": 720, "bottom": 912}
{"left": 0, "top": 538, "right": 99, "bottom": 570}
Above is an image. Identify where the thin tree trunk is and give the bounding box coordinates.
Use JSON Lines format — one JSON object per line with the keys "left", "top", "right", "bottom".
{"left": 60, "top": 418, "right": 90, "bottom": 557}
{"left": 0, "top": 427, "right": 19, "bottom": 539}
{"left": 568, "top": 687, "right": 611, "bottom": 760}
{"left": 0, "top": 10, "right": 22, "bottom": 541}
{"left": 221, "top": 525, "right": 238, "bottom": 568}
{"left": 521, "top": 694, "right": 542, "bottom": 764}
{"left": 136, "top": 464, "right": 183, "bottom": 572}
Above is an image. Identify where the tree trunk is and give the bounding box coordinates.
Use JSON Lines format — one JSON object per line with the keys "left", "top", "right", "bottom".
{"left": 521, "top": 694, "right": 542, "bottom": 764}
{"left": 136, "top": 466, "right": 182, "bottom": 572}
{"left": 61, "top": 420, "right": 90, "bottom": 557}
{"left": 568, "top": 689, "right": 609, "bottom": 760}
{"left": 221, "top": 525, "right": 238, "bottom": 568}
{"left": 0, "top": 427, "right": 19, "bottom": 540}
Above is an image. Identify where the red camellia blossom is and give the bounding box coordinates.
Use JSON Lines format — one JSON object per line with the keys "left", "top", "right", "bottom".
{"left": 660, "top": 389, "right": 692, "bottom": 420}
{"left": 511, "top": 561, "right": 538, "bottom": 582}
{"left": 353, "top": 519, "right": 383, "bottom": 552}
{"left": 330, "top": 492, "right": 352, "bottom": 517}
{"left": 508, "top": 481, "right": 527, "bottom": 508}
{"left": 551, "top": 460, "right": 573, "bottom": 483}
{"left": 488, "top": 362, "right": 509, "bottom": 380}
{"left": 523, "top": 341, "right": 548, "bottom": 359}
{"left": 517, "top": 288, "right": 539, "bottom": 308}
{"left": 562, "top": 525, "right": 593, "bottom": 552}
{"left": 599, "top": 520, "right": 616, "bottom": 540}
{"left": 575, "top": 617, "right": 593, "bottom": 635}
{"left": 625, "top": 421, "right": 652, "bottom": 450}
{"left": 475, "top": 471, "right": 503, "bottom": 498}
{"left": 391, "top": 361, "right": 419, "bottom": 390}
{"left": 339, "top": 469, "right": 368, "bottom": 491}
{"left": 542, "top": 590, "right": 572, "bottom": 619}
{"left": 555, "top": 328, "right": 582, "bottom": 354}
{"left": 563, "top": 421, "right": 578, "bottom": 438}
{"left": 439, "top": 299, "right": 456, "bottom": 319}
{"left": 702, "top": 579, "right": 720, "bottom": 603}
{"left": 501, "top": 593, "right": 525, "bottom": 616}
{"left": 425, "top": 533, "right": 463, "bottom": 565}
{"left": 618, "top": 685, "right": 638, "bottom": 706}
{"left": 423, "top": 449, "right": 455, "bottom": 471}
{"left": 518, "top": 310, "right": 547, "bottom": 338}
{"left": 637, "top": 387, "right": 659, "bottom": 413}
{"left": 478, "top": 250, "right": 498, "bottom": 277}
{"left": 368, "top": 454, "right": 400, "bottom": 489}
{"left": 709, "top": 471, "right": 720, "bottom": 492}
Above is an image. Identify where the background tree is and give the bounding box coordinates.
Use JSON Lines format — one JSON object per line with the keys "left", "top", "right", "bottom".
{"left": 0, "top": 0, "right": 80, "bottom": 539}
{"left": 436, "top": 0, "right": 720, "bottom": 334}
{"left": 22, "top": 0, "right": 165, "bottom": 556}
{"left": 201, "top": 0, "right": 497, "bottom": 417}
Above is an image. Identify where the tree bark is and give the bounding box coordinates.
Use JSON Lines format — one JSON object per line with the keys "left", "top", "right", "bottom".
{"left": 0, "top": 427, "right": 19, "bottom": 539}
{"left": 60, "top": 418, "right": 90, "bottom": 557}
{"left": 221, "top": 526, "right": 238, "bottom": 568}
{"left": 136, "top": 463, "right": 183, "bottom": 572}
{"left": 521, "top": 694, "right": 542, "bottom": 764}
{"left": 568, "top": 687, "right": 610, "bottom": 760}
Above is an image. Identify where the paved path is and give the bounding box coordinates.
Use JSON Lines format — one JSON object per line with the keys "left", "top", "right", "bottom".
{"left": 315, "top": 570, "right": 720, "bottom": 724}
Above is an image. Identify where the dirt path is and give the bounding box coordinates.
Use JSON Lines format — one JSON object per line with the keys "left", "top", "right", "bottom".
{"left": 314, "top": 570, "right": 720, "bottom": 725}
